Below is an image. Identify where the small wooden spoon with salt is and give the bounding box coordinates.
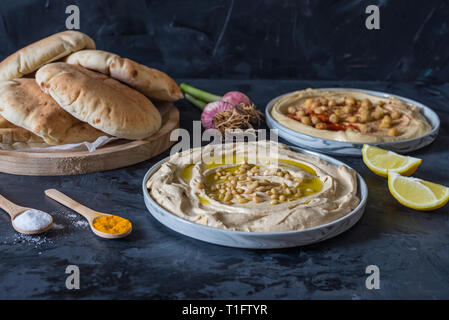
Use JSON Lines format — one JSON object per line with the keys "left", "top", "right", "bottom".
{"left": 0, "top": 194, "right": 53, "bottom": 234}
{"left": 45, "top": 189, "right": 132, "bottom": 239}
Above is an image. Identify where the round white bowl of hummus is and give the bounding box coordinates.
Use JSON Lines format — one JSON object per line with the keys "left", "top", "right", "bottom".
{"left": 142, "top": 141, "right": 368, "bottom": 249}
{"left": 266, "top": 88, "right": 440, "bottom": 156}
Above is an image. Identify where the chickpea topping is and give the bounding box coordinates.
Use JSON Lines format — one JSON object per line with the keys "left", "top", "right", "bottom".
{"left": 311, "top": 116, "right": 320, "bottom": 125}
{"left": 319, "top": 98, "right": 329, "bottom": 105}
{"left": 279, "top": 195, "right": 286, "bottom": 202}
{"left": 237, "top": 198, "right": 249, "bottom": 204}
{"left": 359, "top": 105, "right": 369, "bottom": 114}
{"left": 285, "top": 188, "right": 292, "bottom": 195}
{"left": 315, "top": 123, "right": 327, "bottom": 130}
{"left": 328, "top": 99, "right": 336, "bottom": 107}
{"left": 376, "top": 101, "right": 385, "bottom": 107}
{"left": 249, "top": 181, "right": 259, "bottom": 189}
{"left": 359, "top": 124, "right": 368, "bottom": 133}
{"left": 314, "top": 107, "right": 324, "bottom": 115}
{"left": 253, "top": 195, "right": 264, "bottom": 203}
{"left": 374, "top": 106, "right": 384, "bottom": 117}
{"left": 343, "top": 105, "right": 353, "bottom": 114}
{"left": 245, "top": 187, "right": 255, "bottom": 194}
{"left": 372, "top": 111, "right": 383, "bottom": 121}
{"left": 271, "top": 194, "right": 279, "bottom": 200}
{"left": 284, "top": 173, "right": 291, "bottom": 180}
{"left": 391, "top": 111, "right": 401, "bottom": 120}
{"left": 304, "top": 98, "right": 314, "bottom": 108}
{"left": 296, "top": 110, "right": 306, "bottom": 118}
{"left": 335, "top": 108, "right": 344, "bottom": 116}
{"left": 345, "top": 97, "right": 356, "bottom": 106}
{"left": 276, "top": 171, "right": 284, "bottom": 177}
{"left": 359, "top": 111, "right": 370, "bottom": 123}
{"left": 311, "top": 101, "right": 320, "bottom": 109}
{"left": 301, "top": 116, "right": 312, "bottom": 126}
{"left": 237, "top": 188, "right": 244, "bottom": 194}
{"left": 287, "top": 106, "right": 297, "bottom": 114}
{"left": 329, "top": 113, "right": 339, "bottom": 124}
{"left": 347, "top": 116, "right": 358, "bottom": 123}
{"left": 223, "top": 192, "right": 232, "bottom": 202}
{"left": 271, "top": 188, "right": 278, "bottom": 195}
{"left": 361, "top": 99, "right": 372, "bottom": 109}
{"left": 270, "top": 200, "right": 279, "bottom": 205}
{"left": 380, "top": 115, "right": 392, "bottom": 128}
{"left": 388, "top": 127, "right": 398, "bottom": 137}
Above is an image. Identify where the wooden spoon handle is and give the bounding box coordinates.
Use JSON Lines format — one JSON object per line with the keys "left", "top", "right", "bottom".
{"left": 45, "top": 189, "right": 98, "bottom": 222}
{"left": 0, "top": 194, "right": 27, "bottom": 218}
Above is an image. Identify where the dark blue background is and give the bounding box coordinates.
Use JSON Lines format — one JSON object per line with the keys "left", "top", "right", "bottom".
{"left": 1, "top": 0, "right": 448, "bottom": 82}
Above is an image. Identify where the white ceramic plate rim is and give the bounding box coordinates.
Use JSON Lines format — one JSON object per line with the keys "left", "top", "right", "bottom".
{"left": 142, "top": 146, "right": 368, "bottom": 236}
{"left": 265, "top": 87, "right": 440, "bottom": 146}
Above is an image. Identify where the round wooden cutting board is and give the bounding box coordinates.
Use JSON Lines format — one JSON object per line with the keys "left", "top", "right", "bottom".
{"left": 0, "top": 102, "right": 180, "bottom": 176}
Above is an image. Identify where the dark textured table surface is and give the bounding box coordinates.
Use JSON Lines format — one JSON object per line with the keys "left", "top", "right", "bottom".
{"left": 1, "top": 79, "right": 448, "bottom": 299}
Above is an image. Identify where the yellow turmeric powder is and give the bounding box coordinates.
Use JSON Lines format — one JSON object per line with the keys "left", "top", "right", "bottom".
{"left": 93, "top": 214, "right": 131, "bottom": 234}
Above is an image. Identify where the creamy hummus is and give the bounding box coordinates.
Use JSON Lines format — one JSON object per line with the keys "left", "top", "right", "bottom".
{"left": 146, "top": 141, "right": 360, "bottom": 232}
{"left": 270, "top": 88, "right": 432, "bottom": 143}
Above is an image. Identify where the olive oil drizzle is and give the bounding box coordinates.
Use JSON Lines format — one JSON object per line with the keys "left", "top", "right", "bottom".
{"left": 180, "top": 157, "right": 323, "bottom": 205}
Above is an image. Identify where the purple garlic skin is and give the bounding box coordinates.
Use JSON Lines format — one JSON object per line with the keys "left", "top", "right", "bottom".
{"left": 221, "top": 91, "right": 251, "bottom": 107}
{"left": 201, "top": 101, "right": 234, "bottom": 129}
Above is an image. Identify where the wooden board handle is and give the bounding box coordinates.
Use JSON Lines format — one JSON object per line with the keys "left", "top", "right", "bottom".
{"left": 45, "top": 189, "right": 98, "bottom": 222}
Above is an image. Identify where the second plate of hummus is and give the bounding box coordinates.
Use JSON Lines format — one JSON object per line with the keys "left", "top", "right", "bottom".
{"left": 142, "top": 141, "right": 367, "bottom": 249}
{"left": 266, "top": 88, "right": 440, "bottom": 156}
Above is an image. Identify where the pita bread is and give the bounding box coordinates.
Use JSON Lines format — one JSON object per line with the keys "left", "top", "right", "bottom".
{"left": 65, "top": 50, "right": 183, "bottom": 102}
{"left": 0, "top": 31, "right": 95, "bottom": 81}
{"left": 0, "top": 78, "right": 105, "bottom": 145}
{"left": 0, "top": 115, "right": 48, "bottom": 150}
{"left": 36, "top": 63, "right": 162, "bottom": 140}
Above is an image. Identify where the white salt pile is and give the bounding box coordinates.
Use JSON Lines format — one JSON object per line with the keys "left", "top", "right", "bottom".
{"left": 13, "top": 209, "right": 52, "bottom": 232}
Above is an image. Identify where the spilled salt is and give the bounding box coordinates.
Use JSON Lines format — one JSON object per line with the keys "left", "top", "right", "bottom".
{"left": 13, "top": 209, "right": 52, "bottom": 232}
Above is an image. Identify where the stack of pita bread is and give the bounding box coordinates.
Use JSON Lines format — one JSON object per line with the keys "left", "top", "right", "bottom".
{"left": 0, "top": 31, "right": 182, "bottom": 150}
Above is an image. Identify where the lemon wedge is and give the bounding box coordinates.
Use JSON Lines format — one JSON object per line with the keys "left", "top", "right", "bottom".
{"left": 362, "top": 145, "right": 422, "bottom": 178}
{"left": 388, "top": 172, "right": 449, "bottom": 211}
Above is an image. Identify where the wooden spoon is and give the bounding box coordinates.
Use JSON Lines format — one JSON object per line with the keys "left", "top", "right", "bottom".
{"left": 45, "top": 189, "right": 132, "bottom": 239}
{"left": 0, "top": 194, "right": 53, "bottom": 234}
